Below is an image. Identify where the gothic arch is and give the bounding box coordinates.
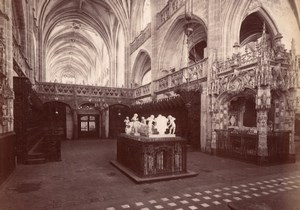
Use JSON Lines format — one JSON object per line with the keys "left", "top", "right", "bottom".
{"left": 43, "top": 100, "right": 73, "bottom": 109}
{"left": 222, "top": 1, "right": 279, "bottom": 57}
{"left": 131, "top": 50, "right": 151, "bottom": 86}
{"left": 217, "top": 88, "right": 256, "bottom": 106}
{"left": 158, "top": 14, "right": 207, "bottom": 76}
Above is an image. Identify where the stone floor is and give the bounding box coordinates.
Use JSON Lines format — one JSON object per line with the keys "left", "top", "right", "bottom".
{"left": 1, "top": 139, "right": 300, "bottom": 210}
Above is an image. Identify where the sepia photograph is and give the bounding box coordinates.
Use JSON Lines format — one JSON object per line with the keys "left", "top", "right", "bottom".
{"left": 0, "top": 0, "right": 300, "bottom": 209}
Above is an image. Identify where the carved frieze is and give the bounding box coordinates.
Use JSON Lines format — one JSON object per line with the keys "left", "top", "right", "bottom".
{"left": 256, "top": 88, "right": 271, "bottom": 110}
{"left": 211, "top": 68, "right": 256, "bottom": 97}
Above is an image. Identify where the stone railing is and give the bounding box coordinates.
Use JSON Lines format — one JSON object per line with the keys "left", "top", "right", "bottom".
{"left": 130, "top": 23, "right": 151, "bottom": 54}
{"left": 216, "top": 47, "right": 261, "bottom": 75}
{"left": 154, "top": 58, "right": 208, "bottom": 93}
{"left": 34, "top": 59, "right": 208, "bottom": 102}
{"left": 157, "top": 0, "right": 185, "bottom": 28}
{"left": 34, "top": 82, "right": 135, "bottom": 99}
{"left": 134, "top": 82, "right": 151, "bottom": 98}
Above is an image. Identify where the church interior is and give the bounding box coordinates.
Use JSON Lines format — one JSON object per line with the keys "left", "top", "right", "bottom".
{"left": 1, "top": 0, "right": 300, "bottom": 209}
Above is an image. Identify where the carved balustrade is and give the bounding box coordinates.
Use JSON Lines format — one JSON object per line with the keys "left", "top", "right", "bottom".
{"left": 155, "top": 58, "right": 208, "bottom": 93}
{"left": 134, "top": 83, "right": 151, "bottom": 98}
{"left": 34, "top": 59, "right": 208, "bottom": 104}
{"left": 130, "top": 23, "right": 151, "bottom": 54}
{"left": 34, "top": 82, "right": 135, "bottom": 102}
{"left": 157, "top": 0, "right": 185, "bottom": 28}
{"left": 215, "top": 45, "right": 261, "bottom": 76}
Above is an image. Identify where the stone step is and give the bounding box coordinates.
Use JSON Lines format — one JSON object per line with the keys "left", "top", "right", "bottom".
{"left": 27, "top": 152, "right": 45, "bottom": 159}
{"left": 26, "top": 157, "right": 46, "bottom": 165}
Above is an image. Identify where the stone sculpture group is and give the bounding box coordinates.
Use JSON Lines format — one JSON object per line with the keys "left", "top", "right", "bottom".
{"left": 124, "top": 113, "right": 176, "bottom": 137}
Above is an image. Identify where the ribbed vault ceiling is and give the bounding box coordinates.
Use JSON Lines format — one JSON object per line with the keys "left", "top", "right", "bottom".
{"left": 37, "top": 0, "right": 132, "bottom": 85}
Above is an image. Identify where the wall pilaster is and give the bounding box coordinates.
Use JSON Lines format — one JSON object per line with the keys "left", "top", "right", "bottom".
{"left": 200, "top": 82, "right": 208, "bottom": 152}
{"left": 0, "top": 0, "right": 14, "bottom": 134}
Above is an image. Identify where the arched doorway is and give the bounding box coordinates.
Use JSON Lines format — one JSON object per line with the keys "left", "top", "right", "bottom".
{"left": 43, "top": 101, "right": 71, "bottom": 140}
{"left": 77, "top": 103, "right": 100, "bottom": 139}
{"left": 109, "top": 104, "right": 130, "bottom": 138}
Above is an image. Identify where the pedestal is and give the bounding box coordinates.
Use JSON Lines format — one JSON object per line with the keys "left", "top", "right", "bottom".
{"left": 111, "top": 134, "right": 197, "bottom": 183}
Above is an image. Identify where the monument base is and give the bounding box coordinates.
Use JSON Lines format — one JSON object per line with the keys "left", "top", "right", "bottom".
{"left": 111, "top": 160, "right": 197, "bottom": 183}
{"left": 113, "top": 134, "right": 197, "bottom": 182}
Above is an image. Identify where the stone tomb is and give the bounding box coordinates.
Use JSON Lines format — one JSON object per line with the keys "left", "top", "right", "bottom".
{"left": 111, "top": 134, "right": 197, "bottom": 183}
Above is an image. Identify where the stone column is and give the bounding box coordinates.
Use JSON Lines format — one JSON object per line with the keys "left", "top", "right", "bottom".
{"left": 257, "top": 109, "right": 268, "bottom": 160}
{"left": 110, "top": 47, "right": 116, "bottom": 87}
{"left": 200, "top": 83, "right": 208, "bottom": 152}
{"left": 288, "top": 109, "right": 296, "bottom": 162}
{"left": 72, "top": 109, "right": 78, "bottom": 139}
{"left": 150, "top": 0, "right": 158, "bottom": 97}
{"left": 256, "top": 87, "right": 271, "bottom": 164}
{"left": 98, "top": 112, "right": 101, "bottom": 138}
{"left": 286, "top": 91, "right": 296, "bottom": 162}
{"left": 101, "top": 108, "right": 109, "bottom": 138}
{"left": 105, "top": 108, "right": 110, "bottom": 138}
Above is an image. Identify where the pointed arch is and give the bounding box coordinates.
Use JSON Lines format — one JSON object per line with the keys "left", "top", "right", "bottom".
{"left": 222, "top": 1, "right": 279, "bottom": 58}
{"left": 131, "top": 49, "right": 151, "bottom": 86}
{"left": 157, "top": 14, "right": 207, "bottom": 77}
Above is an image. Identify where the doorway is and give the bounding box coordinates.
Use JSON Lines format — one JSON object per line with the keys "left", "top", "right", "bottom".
{"left": 78, "top": 115, "right": 99, "bottom": 138}
{"left": 109, "top": 104, "right": 130, "bottom": 138}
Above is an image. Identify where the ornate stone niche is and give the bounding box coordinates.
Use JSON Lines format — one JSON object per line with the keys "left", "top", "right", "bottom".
{"left": 227, "top": 96, "right": 257, "bottom": 131}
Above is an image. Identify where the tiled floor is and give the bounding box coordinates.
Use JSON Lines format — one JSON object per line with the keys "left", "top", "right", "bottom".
{"left": 105, "top": 175, "right": 300, "bottom": 209}
{"left": 1, "top": 139, "right": 300, "bottom": 210}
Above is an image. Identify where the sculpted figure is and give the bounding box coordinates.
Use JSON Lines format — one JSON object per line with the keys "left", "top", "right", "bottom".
{"left": 167, "top": 115, "right": 176, "bottom": 134}
{"left": 131, "top": 113, "right": 140, "bottom": 135}
{"left": 141, "top": 116, "right": 146, "bottom": 125}
{"left": 124, "top": 116, "right": 131, "bottom": 134}
{"left": 147, "top": 115, "right": 155, "bottom": 134}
